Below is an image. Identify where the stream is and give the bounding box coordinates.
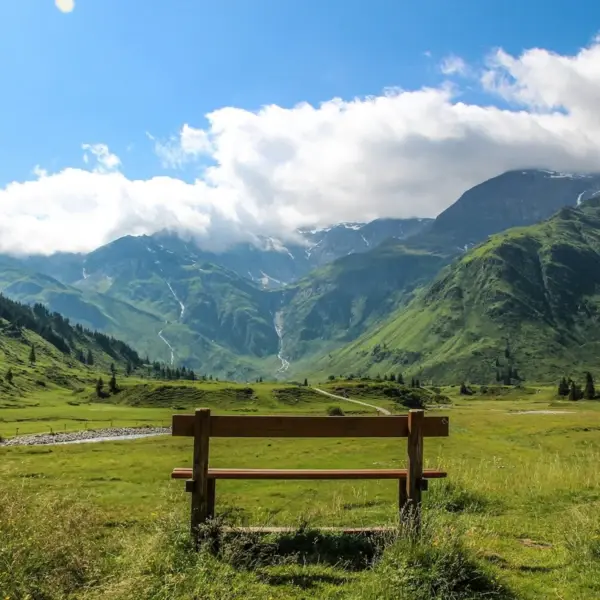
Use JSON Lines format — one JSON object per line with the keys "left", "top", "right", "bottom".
{"left": 274, "top": 310, "right": 290, "bottom": 373}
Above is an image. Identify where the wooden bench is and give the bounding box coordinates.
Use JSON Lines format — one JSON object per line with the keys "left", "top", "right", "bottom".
{"left": 171, "top": 408, "right": 449, "bottom": 537}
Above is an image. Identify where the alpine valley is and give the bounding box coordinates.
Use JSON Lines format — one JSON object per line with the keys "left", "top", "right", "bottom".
{"left": 3, "top": 168, "right": 600, "bottom": 383}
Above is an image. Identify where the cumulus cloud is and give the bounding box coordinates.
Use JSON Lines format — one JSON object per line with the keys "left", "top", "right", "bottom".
{"left": 55, "top": 0, "right": 75, "bottom": 13}
{"left": 4, "top": 39, "right": 600, "bottom": 256}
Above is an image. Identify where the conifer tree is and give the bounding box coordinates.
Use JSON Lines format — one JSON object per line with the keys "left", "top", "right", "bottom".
{"left": 126, "top": 361, "right": 132, "bottom": 376}
{"left": 303, "top": 378, "right": 308, "bottom": 386}
{"left": 584, "top": 372, "right": 595, "bottom": 400}
{"left": 398, "top": 373, "right": 404, "bottom": 385}
{"left": 95, "top": 377, "right": 104, "bottom": 397}
{"left": 29, "top": 344, "right": 36, "bottom": 365}
{"left": 558, "top": 377, "right": 569, "bottom": 397}
{"left": 390, "top": 374, "right": 396, "bottom": 382}
{"left": 109, "top": 373, "right": 118, "bottom": 394}
{"left": 568, "top": 380, "right": 582, "bottom": 401}
{"left": 6, "top": 368, "right": 13, "bottom": 384}
{"left": 87, "top": 349, "right": 94, "bottom": 366}
{"left": 110, "top": 362, "right": 116, "bottom": 375}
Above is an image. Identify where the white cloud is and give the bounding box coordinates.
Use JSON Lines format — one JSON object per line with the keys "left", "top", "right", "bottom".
{"left": 55, "top": 0, "right": 75, "bottom": 13}
{"left": 81, "top": 143, "right": 122, "bottom": 173}
{"left": 4, "top": 39, "right": 600, "bottom": 256}
{"left": 440, "top": 55, "right": 468, "bottom": 76}
{"left": 152, "top": 125, "right": 212, "bottom": 168}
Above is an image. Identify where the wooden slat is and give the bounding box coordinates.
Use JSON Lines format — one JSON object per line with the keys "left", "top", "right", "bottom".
{"left": 171, "top": 468, "right": 448, "bottom": 480}
{"left": 172, "top": 414, "right": 449, "bottom": 438}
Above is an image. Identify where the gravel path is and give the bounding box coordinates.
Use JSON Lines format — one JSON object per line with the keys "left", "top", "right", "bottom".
{"left": 312, "top": 387, "right": 391, "bottom": 415}
{"left": 0, "top": 426, "right": 171, "bottom": 447}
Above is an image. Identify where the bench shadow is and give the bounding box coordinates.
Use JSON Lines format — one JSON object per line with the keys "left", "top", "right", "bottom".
{"left": 208, "top": 526, "right": 392, "bottom": 571}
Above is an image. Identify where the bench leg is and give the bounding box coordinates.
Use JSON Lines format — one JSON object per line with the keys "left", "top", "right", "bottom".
{"left": 207, "top": 479, "right": 216, "bottom": 520}
{"left": 191, "top": 408, "right": 211, "bottom": 547}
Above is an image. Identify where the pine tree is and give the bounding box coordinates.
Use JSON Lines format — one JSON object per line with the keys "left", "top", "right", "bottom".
{"left": 29, "top": 344, "right": 36, "bottom": 365}
{"left": 109, "top": 373, "right": 118, "bottom": 394}
{"left": 126, "top": 361, "right": 132, "bottom": 376}
{"left": 558, "top": 377, "right": 569, "bottom": 397}
{"left": 410, "top": 377, "right": 415, "bottom": 388}
{"left": 383, "top": 374, "right": 388, "bottom": 381}
{"left": 259, "top": 376, "right": 263, "bottom": 383}
{"left": 303, "top": 378, "right": 308, "bottom": 386}
{"left": 415, "top": 379, "right": 420, "bottom": 388}
{"left": 569, "top": 380, "right": 582, "bottom": 401}
{"left": 110, "top": 362, "right": 116, "bottom": 375}
{"left": 398, "top": 373, "right": 404, "bottom": 385}
{"left": 6, "top": 368, "right": 13, "bottom": 384}
{"left": 584, "top": 372, "right": 595, "bottom": 400}
{"left": 460, "top": 382, "right": 468, "bottom": 395}
{"left": 87, "top": 349, "right": 94, "bottom": 366}
{"left": 95, "top": 377, "right": 104, "bottom": 397}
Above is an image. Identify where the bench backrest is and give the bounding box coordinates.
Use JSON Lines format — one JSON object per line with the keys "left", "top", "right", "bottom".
{"left": 172, "top": 412, "right": 449, "bottom": 438}
{"left": 173, "top": 408, "right": 449, "bottom": 535}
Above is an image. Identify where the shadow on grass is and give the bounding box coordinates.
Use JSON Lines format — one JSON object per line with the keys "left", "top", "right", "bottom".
{"left": 203, "top": 524, "right": 391, "bottom": 571}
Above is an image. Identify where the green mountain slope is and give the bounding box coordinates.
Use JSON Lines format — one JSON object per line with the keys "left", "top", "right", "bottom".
{"left": 280, "top": 242, "right": 448, "bottom": 366}
{"left": 0, "top": 293, "right": 144, "bottom": 403}
{"left": 311, "top": 199, "right": 600, "bottom": 383}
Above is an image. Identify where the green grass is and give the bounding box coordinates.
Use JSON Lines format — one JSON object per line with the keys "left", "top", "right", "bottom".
{"left": 1, "top": 383, "right": 600, "bottom": 598}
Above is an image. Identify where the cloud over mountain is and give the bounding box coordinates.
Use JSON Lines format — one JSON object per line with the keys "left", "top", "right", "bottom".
{"left": 3, "top": 39, "right": 600, "bottom": 255}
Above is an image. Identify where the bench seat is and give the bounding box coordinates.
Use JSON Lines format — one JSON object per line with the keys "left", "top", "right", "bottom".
{"left": 171, "top": 467, "right": 447, "bottom": 480}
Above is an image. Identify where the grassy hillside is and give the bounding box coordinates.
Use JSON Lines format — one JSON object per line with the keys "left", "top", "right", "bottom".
{"left": 281, "top": 242, "right": 447, "bottom": 365}
{"left": 0, "top": 293, "right": 145, "bottom": 407}
{"left": 310, "top": 200, "right": 600, "bottom": 383}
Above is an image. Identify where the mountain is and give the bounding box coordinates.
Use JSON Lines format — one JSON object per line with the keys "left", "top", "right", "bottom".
{"left": 414, "top": 169, "right": 600, "bottom": 252}
{"left": 2, "top": 168, "right": 600, "bottom": 382}
{"left": 313, "top": 198, "right": 600, "bottom": 383}
{"left": 278, "top": 241, "right": 448, "bottom": 365}
{"left": 18, "top": 218, "right": 432, "bottom": 289}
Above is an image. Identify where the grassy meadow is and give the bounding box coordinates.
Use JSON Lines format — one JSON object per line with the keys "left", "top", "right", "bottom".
{"left": 1, "top": 380, "right": 600, "bottom": 599}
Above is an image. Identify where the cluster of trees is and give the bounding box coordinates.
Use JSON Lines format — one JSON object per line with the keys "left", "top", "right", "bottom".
{"left": 327, "top": 373, "right": 423, "bottom": 386}
{"left": 148, "top": 361, "right": 198, "bottom": 381}
{"left": 95, "top": 374, "right": 119, "bottom": 397}
{"left": 558, "top": 373, "right": 596, "bottom": 400}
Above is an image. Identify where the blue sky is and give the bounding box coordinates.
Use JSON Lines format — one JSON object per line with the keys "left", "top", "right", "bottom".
{"left": 1, "top": 0, "right": 598, "bottom": 185}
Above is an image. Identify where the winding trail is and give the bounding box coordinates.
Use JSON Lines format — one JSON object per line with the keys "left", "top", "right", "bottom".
{"left": 312, "top": 387, "right": 391, "bottom": 415}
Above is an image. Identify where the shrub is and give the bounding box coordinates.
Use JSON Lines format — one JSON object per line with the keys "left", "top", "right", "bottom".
{"left": 327, "top": 405, "right": 345, "bottom": 416}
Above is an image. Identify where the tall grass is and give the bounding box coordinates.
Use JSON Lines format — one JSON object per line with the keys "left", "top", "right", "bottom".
{"left": 0, "top": 482, "right": 518, "bottom": 600}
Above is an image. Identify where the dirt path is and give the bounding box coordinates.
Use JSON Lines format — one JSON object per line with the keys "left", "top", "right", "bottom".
{"left": 312, "top": 387, "right": 391, "bottom": 415}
